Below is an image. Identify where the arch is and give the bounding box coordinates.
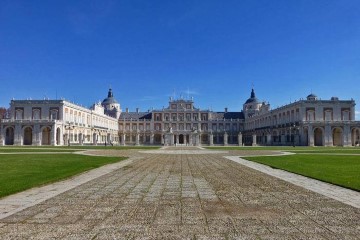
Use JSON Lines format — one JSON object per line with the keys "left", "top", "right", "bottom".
{"left": 272, "top": 130, "right": 280, "bottom": 143}
{"left": 56, "top": 128, "right": 61, "bottom": 145}
{"left": 332, "top": 127, "right": 343, "bottom": 146}
{"left": 154, "top": 134, "right": 162, "bottom": 144}
{"left": 41, "top": 127, "right": 51, "bottom": 145}
{"left": 5, "top": 127, "right": 14, "bottom": 145}
{"left": 351, "top": 128, "right": 360, "bottom": 146}
{"left": 179, "top": 134, "right": 184, "bottom": 144}
{"left": 314, "top": 128, "right": 324, "bottom": 146}
{"left": 23, "top": 127, "right": 33, "bottom": 145}
{"left": 79, "top": 133, "right": 83, "bottom": 145}
{"left": 93, "top": 133, "right": 97, "bottom": 145}
{"left": 201, "top": 134, "right": 208, "bottom": 144}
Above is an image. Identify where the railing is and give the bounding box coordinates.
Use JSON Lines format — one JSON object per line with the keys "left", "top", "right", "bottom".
{"left": 1, "top": 119, "right": 59, "bottom": 123}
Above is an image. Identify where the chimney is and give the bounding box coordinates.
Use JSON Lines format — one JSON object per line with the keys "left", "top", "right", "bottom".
{"left": 126, "top": 108, "right": 129, "bottom": 113}
{"left": 225, "top": 107, "right": 228, "bottom": 113}
{"left": 136, "top": 108, "right": 139, "bottom": 113}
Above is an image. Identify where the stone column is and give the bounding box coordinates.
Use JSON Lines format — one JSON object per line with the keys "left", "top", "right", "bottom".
{"left": 33, "top": 124, "right": 40, "bottom": 146}
{"left": 252, "top": 134, "right": 257, "bottom": 146}
{"left": 209, "top": 133, "right": 214, "bottom": 146}
{"left": 150, "top": 132, "right": 154, "bottom": 145}
{"left": 15, "top": 124, "right": 22, "bottom": 146}
{"left": 324, "top": 125, "right": 332, "bottom": 146}
{"left": 176, "top": 134, "right": 179, "bottom": 145}
{"left": 194, "top": 134, "right": 200, "bottom": 146}
{"left": 51, "top": 127, "right": 56, "bottom": 146}
{"left": 308, "top": 125, "right": 314, "bottom": 146}
{"left": 189, "top": 133, "right": 193, "bottom": 146}
{"left": 238, "top": 132, "right": 242, "bottom": 146}
{"left": 122, "top": 133, "right": 126, "bottom": 146}
{"left": 136, "top": 132, "right": 140, "bottom": 146}
{"left": 224, "top": 132, "right": 228, "bottom": 146}
{"left": 343, "top": 124, "right": 351, "bottom": 147}
{"left": 170, "top": 133, "right": 174, "bottom": 146}
{"left": 280, "top": 135, "right": 286, "bottom": 145}
{"left": 0, "top": 126, "right": 4, "bottom": 146}
{"left": 267, "top": 133, "right": 272, "bottom": 146}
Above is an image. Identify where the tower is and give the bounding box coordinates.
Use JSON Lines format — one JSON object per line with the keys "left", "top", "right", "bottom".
{"left": 101, "top": 88, "right": 121, "bottom": 119}
{"left": 243, "top": 88, "right": 262, "bottom": 118}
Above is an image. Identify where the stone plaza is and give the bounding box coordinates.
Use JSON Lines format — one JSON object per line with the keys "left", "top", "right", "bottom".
{"left": 0, "top": 147, "right": 359, "bottom": 239}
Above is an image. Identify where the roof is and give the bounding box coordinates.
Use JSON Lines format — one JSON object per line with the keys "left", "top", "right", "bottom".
{"left": 245, "top": 88, "right": 260, "bottom": 104}
{"left": 307, "top": 93, "right": 317, "bottom": 98}
{"left": 102, "top": 89, "right": 119, "bottom": 105}
{"left": 120, "top": 112, "right": 152, "bottom": 120}
{"left": 212, "top": 112, "right": 244, "bottom": 120}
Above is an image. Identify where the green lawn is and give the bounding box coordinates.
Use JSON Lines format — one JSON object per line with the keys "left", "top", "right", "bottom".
{"left": 0, "top": 148, "right": 78, "bottom": 153}
{"left": 0, "top": 154, "right": 126, "bottom": 198}
{"left": 0, "top": 145, "right": 160, "bottom": 150}
{"left": 243, "top": 154, "right": 360, "bottom": 191}
{"left": 206, "top": 146, "right": 360, "bottom": 151}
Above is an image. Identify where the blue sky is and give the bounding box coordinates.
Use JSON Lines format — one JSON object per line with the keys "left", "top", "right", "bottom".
{"left": 0, "top": 0, "right": 359, "bottom": 119}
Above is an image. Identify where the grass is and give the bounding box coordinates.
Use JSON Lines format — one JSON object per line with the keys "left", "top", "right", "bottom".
{"left": 206, "top": 146, "right": 360, "bottom": 153}
{"left": 206, "top": 146, "right": 359, "bottom": 151}
{"left": 0, "top": 148, "right": 79, "bottom": 153}
{"left": 0, "top": 145, "right": 160, "bottom": 152}
{"left": 243, "top": 154, "right": 360, "bottom": 191}
{"left": 0, "top": 145, "right": 160, "bottom": 150}
{"left": 0, "top": 154, "right": 126, "bottom": 198}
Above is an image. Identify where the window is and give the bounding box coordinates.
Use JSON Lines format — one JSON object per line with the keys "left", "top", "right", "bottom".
{"left": 32, "top": 109, "right": 40, "bottom": 120}
{"left": 342, "top": 111, "right": 350, "bottom": 120}
{"left": 15, "top": 109, "right": 23, "bottom": 120}
{"left": 50, "top": 110, "right": 58, "bottom": 120}
{"left": 324, "top": 110, "right": 332, "bottom": 121}
{"left": 306, "top": 110, "right": 315, "bottom": 121}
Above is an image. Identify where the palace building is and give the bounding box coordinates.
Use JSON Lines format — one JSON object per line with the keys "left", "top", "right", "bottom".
{"left": 1, "top": 88, "right": 359, "bottom": 147}
{"left": 0, "top": 89, "right": 120, "bottom": 146}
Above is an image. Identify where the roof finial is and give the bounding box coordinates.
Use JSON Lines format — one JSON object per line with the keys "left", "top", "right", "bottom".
{"left": 108, "top": 88, "right": 113, "bottom": 98}
{"left": 250, "top": 88, "right": 255, "bottom": 98}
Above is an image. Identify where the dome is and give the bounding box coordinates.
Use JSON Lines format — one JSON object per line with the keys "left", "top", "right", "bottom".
{"left": 306, "top": 93, "right": 318, "bottom": 101}
{"left": 102, "top": 89, "right": 119, "bottom": 105}
{"left": 245, "top": 88, "right": 259, "bottom": 104}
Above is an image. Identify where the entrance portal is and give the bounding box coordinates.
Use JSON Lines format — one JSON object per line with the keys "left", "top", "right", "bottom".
{"left": 179, "top": 134, "right": 184, "bottom": 144}
{"left": 23, "top": 127, "right": 33, "bottom": 145}
{"left": 41, "top": 127, "right": 51, "bottom": 145}
{"left": 314, "top": 128, "right": 323, "bottom": 146}
{"left": 5, "top": 127, "right": 14, "bottom": 145}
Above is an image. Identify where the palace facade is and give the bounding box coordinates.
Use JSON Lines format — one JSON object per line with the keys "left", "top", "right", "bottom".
{"left": 1, "top": 88, "right": 359, "bottom": 146}
{"left": 0, "top": 89, "right": 120, "bottom": 146}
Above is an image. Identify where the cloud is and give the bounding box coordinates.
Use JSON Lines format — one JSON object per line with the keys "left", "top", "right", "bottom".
{"left": 355, "top": 110, "right": 360, "bottom": 120}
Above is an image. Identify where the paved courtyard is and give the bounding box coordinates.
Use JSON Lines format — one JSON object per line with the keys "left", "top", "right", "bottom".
{"left": 0, "top": 147, "right": 359, "bottom": 239}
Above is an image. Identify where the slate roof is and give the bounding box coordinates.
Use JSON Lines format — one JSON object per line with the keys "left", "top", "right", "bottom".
{"left": 120, "top": 112, "right": 152, "bottom": 120}
{"left": 211, "top": 112, "right": 244, "bottom": 120}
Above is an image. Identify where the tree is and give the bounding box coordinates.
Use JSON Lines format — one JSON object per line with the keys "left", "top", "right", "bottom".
{"left": 0, "top": 107, "right": 8, "bottom": 119}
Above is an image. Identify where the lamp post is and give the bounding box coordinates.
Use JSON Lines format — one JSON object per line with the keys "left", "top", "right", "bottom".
{"left": 290, "top": 123, "right": 298, "bottom": 147}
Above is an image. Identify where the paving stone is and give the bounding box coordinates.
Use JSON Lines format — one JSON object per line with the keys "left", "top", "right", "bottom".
{"left": 0, "top": 147, "right": 359, "bottom": 239}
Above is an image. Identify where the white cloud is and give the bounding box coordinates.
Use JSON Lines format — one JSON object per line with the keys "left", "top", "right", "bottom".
{"left": 355, "top": 110, "right": 360, "bottom": 120}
